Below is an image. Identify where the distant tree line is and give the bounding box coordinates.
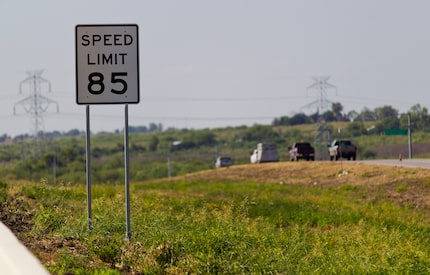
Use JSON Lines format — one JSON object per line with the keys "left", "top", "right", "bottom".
{"left": 272, "top": 102, "right": 430, "bottom": 133}
{"left": 6, "top": 123, "right": 165, "bottom": 143}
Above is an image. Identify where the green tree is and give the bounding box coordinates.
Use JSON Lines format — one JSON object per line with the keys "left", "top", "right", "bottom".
{"left": 375, "top": 117, "right": 400, "bottom": 134}
{"left": 401, "top": 104, "right": 430, "bottom": 131}
{"left": 374, "top": 105, "right": 398, "bottom": 120}
{"left": 148, "top": 135, "right": 159, "bottom": 152}
{"left": 356, "top": 107, "right": 376, "bottom": 121}
{"left": 346, "top": 110, "right": 358, "bottom": 121}
{"left": 346, "top": 121, "right": 367, "bottom": 137}
{"left": 189, "top": 130, "right": 216, "bottom": 147}
{"left": 331, "top": 102, "right": 344, "bottom": 121}
{"left": 149, "top": 123, "right": 161, "bottom": 132}
{"left": 243, "top": 125, "right": 280, "bottom": 142}
{"left": 321, "top": 110, "right": 336, "bottom": 122}
{"left": 289, "top": 113, "right": 311, "bottom": 125}
{"left": 272, "top": 116, "right": 290, "bottom": 126}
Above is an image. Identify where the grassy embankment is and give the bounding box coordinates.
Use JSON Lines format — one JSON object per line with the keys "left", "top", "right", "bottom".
{"left": 2, "top": 161, "right": 430, "bottom": 274}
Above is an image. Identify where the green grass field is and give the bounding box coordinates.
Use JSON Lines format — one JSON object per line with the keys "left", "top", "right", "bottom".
{"left": 2, "top": 162, "right": 430, "bottom": 274}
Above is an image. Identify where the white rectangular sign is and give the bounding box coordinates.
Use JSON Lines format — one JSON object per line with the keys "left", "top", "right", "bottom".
{"left": 75, "top": 24, "right": 140, "bottom": 104}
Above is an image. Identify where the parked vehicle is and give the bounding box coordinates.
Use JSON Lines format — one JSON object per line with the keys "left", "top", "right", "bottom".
{"left": 289, "top": 142, "right": 315, "bottom": 161}
{"left": 215, "top": 156, "right": 233, "bottom": 168}
{"left": 250, "top": 143, "right": 279, "bottom": 163}
{"left": 328, "top": 139, "right": 357, "bottom": 160}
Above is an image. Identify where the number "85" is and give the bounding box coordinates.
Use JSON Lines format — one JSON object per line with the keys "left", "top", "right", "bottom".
{"left": 88, "top": 72, "right": 128, "bottom": 95}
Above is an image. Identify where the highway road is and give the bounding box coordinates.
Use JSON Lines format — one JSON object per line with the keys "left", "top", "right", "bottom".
{"left": 359, "top": 159, "right": 430, "bottom": 169}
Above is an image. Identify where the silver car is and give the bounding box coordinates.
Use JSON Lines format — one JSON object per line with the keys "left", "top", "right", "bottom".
{"left": 216, "top": 156, "right": 233, "bottom": 168}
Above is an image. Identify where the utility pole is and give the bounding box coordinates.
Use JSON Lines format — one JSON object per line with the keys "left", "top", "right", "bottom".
{"left": 408, "top": 113, "right": 412, "bottom": 159}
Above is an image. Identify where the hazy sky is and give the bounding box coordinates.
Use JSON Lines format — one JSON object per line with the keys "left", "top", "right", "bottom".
{"left": 1, "top": 0, "right": 429, "bottom": 136}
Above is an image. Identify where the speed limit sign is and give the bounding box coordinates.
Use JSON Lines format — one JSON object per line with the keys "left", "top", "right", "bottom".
{"left": 75, "top": 24, "right": 139, "bottom": 104}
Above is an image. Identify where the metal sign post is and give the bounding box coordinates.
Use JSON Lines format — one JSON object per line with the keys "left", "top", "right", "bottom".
{"left": 124, "top": 104, "right": 131, "bottom": 239}
{"left": 76, "top": 24, "right": 139, "bottom": 239}
{"left": 86, "top": 105, "right": 92, "bottom": 231}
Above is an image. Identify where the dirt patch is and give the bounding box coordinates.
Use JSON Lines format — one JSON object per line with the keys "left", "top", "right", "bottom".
{"left": 0, "top": 197, "right": 34, "bottom": 234}
{"left": 181, "top": 161, "right": 430, "bottom": 209}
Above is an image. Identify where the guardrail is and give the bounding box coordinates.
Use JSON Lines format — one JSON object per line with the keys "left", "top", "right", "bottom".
{"left": 0, "top": 222, "right": 49, "bottom": 275}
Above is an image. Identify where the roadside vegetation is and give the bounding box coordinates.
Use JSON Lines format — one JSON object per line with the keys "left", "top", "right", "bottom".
{"left": 2, "top": 162, "right": 430, "bottom": 274}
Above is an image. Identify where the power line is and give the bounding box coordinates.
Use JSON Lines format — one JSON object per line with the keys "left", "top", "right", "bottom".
{"left": 142, "top": 96, "right": 307, "bottom": 102}
{"left": 44, "top": 112, "right": 276, "bottom": 121}
{"left": 2, "top": 89, "right": 422, "bottom": 109}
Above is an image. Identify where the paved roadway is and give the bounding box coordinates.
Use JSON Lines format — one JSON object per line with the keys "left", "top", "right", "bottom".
{"left": 359, "top": 158, "right": 430, "bottom": 169}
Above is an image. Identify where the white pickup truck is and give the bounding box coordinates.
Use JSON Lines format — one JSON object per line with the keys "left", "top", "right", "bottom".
{"left": 328, "top": 139, "right": 357, "bottom": 161}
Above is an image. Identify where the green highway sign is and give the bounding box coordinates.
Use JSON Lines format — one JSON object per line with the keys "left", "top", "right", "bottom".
{"left": 385, "top": 128, "right": 408, "bottom": 136}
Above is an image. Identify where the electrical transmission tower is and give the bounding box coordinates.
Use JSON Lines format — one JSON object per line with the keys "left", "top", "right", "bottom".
{"left": 14, "top": 70, "right": 59, "bottom": 139}
{"left": 304, "top": 76, "right": 337, "bottom": 116}
{"left": 304, "top": 76, "right": 337, "bottom": 159}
